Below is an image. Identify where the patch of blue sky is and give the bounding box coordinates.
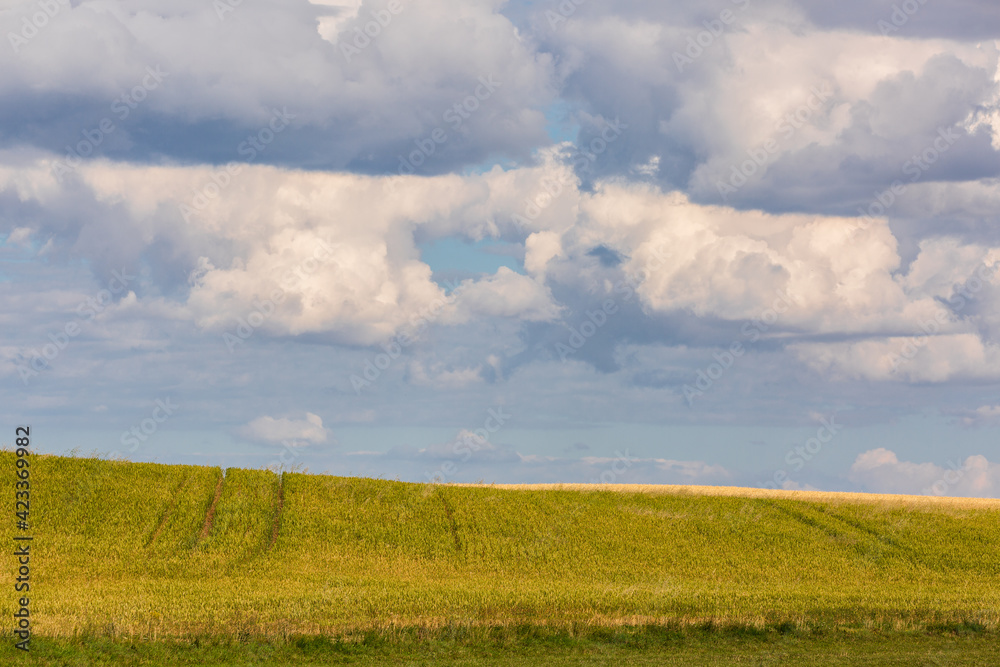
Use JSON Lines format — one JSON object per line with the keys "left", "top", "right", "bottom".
{"left": 419, "top": 237, "right": 524, "bottom": 286}
{"left": 460, "top": 153, "right": 521, "bottom": 177}
{"left": 544, "top": 100, "right": 580, "bottom": 144}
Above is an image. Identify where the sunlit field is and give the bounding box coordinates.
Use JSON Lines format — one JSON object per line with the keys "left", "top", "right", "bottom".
{"left": 4, "top": 453, "right": 999, "bottom": 664}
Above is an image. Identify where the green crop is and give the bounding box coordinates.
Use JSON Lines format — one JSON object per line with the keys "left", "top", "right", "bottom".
{"left": 4, "top": 453, "right": 999, "bottom": 641}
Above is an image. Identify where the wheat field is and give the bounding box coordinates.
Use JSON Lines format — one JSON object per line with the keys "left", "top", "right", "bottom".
{"left": 6, "top": 452, "right": 1000, "bottom": 645}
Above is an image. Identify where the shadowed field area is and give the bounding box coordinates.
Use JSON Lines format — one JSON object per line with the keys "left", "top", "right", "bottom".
{"left": 4, "top": 453, "right": 999, "bottom": 663}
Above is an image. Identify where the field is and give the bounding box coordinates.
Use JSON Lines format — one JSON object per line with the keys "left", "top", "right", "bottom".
{"left": 3, "top": 453, "right": 1000, "bottom": 664}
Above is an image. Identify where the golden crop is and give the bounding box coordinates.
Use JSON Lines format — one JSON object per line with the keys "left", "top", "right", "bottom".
{"left": 6, "top": 453, "right": 999, "bottom": 640}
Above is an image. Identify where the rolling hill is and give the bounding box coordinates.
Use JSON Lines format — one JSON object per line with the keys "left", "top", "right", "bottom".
{"left": 4, "top": 452, "right": 1000, "bottom": 664}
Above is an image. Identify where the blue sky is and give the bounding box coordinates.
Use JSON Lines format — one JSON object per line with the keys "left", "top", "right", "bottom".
{"left": 4, "top": 0, "right": 1000, "bottom": 496}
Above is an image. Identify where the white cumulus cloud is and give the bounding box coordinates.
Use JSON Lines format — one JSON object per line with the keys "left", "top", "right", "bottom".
{"left": 240, "top": 412, "right": 330, "bottom": 447}
{"left": 849, "top": 448, "right": 1000, "bottom": 497}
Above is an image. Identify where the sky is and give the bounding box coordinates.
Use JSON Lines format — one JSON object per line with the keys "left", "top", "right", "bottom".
{"left": 3, "top": 0, "right": 1000, "bottom": 496}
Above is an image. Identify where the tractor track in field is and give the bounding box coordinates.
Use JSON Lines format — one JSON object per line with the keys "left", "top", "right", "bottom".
{"left": 145, "top": 472, "right": 191, "bottom": 548}
{"left": 267, "top": 473, "right": 284, "bottom": 552}
{"left": 196, "top": 472, "right": 225, "bottom": 546}
{"left": 811, "top": 504, "right": 926, "bottom": 566}
{"left": 436, "top": 489, "right": 462, "bottom": 552}
{"left": 763, "top": 500, "right": 927, "bottom": 568}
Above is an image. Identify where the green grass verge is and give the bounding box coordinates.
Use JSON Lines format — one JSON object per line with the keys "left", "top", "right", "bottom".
{"left": 1, "top": 626, "right": 998, "bottom": 666}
